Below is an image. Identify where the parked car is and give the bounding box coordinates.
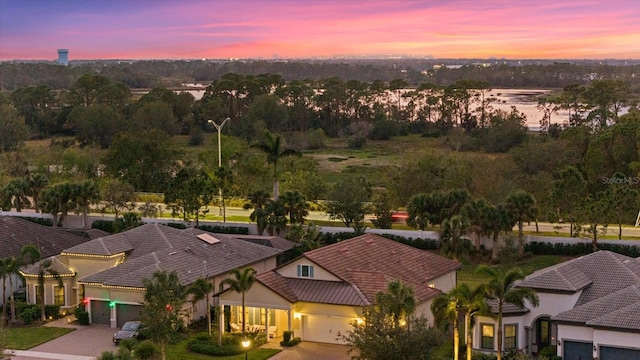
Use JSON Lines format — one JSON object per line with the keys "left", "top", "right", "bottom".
{"left": 113, "top": 321, "right": 141, "bottom": 344}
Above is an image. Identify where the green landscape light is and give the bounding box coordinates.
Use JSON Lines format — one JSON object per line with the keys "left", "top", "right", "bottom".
{"left": 109, "top": 301, "right": 115, "bottom": 308}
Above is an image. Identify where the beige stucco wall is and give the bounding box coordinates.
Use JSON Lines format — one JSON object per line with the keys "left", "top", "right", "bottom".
{"left": 557, "top": 324, "right": 594, "bottom": 358}
{"left": 220, "top": 281, "right": 291, "bottom": 310}
{"left": 277, "top": 259, "right": 341, "bottom": 281}
{"left": 66, "top": 254, "right": 124, "bottom": 280}
{"left": 431, "top": 271, "right": 457, "bottom": 293}
{"left": 24, "top": 275, "right": 76, "bottom": 310}
{"left": 594, "top": 329, "right": 640, "bottom": 356}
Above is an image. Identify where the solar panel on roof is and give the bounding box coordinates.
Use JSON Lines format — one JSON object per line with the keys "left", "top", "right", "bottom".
{"left": 197, "top": 233, "right": 220, "bottom": 244}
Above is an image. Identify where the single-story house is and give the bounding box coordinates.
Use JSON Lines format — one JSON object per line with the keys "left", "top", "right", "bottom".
{"left": 471, "top": 250, "right": 640, "bottom": 360}
{"left": 20, "top": 223, "right": 295, "bottom": 328}
{"left": 0, "top": 216, "right": 88, "bottom": 306}
{"left": 218, "top": 233, "right": 462, "bottom": 344}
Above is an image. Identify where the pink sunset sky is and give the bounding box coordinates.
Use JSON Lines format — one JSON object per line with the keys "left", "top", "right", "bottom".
{"left": 1, "top": 0, "right": 639, "bottom": 60}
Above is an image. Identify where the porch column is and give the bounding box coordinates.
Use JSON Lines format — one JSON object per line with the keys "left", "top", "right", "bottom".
{"left": 219, "top": 305, "right": 225, "bottom": 335}
{"left": 265, "top": 308, "right": 270, "bottom": 342}
{"left": 287, "top": 308, "right": 292, "bottom": 332}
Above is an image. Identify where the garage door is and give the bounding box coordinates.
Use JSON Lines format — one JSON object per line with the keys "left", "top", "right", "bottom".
{"left": 600, "top": 346, "right": 640, "bottom": 360}
{"left": 116, "top": 304, "right": 143, "bottom": 327}
{"left": 301, "top": 315, "right": 353, "bottom": 344}
{"left": 91, "top": 300, "right": 110, "bottom": 325}
{"left": 563, "top": 341, "right": 592, "bottom": 360}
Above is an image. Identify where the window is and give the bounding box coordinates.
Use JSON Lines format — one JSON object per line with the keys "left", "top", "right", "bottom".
{"left": 481, "top": 324, "right": 494, "bottom": 350}
{"left": 296, "top": 264, "right": 314, "bottom": 278}
{"left": 35, "top": 285, "right": 43, "bottom": 304}
{"left": 504, "top": 324, "right": 517, "bottom": 350}
{"left": 54, "top": 285, "right": 65, "bottom": 306}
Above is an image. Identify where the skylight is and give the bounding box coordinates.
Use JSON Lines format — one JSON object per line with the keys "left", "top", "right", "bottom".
{"left": 197, "top": 233, "right": 220, "bottom": 245}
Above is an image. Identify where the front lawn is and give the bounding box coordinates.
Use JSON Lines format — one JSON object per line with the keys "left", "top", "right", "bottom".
{"left": 457, "top": 254, "right": 568, "bottom": 289}
{"left": 5, "top": 326, "right": 75, "bottom": 350}
{"left": 165, "top": 339, "right": 280, "bottom": 360}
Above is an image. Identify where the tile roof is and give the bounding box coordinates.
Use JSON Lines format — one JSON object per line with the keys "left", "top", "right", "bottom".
{"left": 75, "top": 224, "right": 284, "bottom": 288}
{"left": 232, "top": 235, "right": 298, "bottom": 251}
{"left": 21, "top": 255, "right": 75, "bottom": 276}
{"left": 521, "top": 250, "right": 640, "bottom": 332}
{"left": 0, "top": 216, "right": 88, "bottom": 259}
{"left": 257, "top": 233, "right": 459, "bottom": 306}
{"left": 553, "top": 284, "right": 640, "bottom": 331}
{"left": 519, "top": 251, "right": 640, "bottom": 305}
{"left": 486, "top": 299, "right": 530, "bottom": 316}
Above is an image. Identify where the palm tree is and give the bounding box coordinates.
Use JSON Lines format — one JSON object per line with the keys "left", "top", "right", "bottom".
{"left": 73, "top": 181, "right": 101, "bottom": 229}
{"left": 20, "top": 245, "right": 63, "bottom": 322}
{"left": 244, "top": 190, "right": 270, "bottom": 234}
{"left": 375, "top": 280, "right": 416, "bottom": 330}
{"left": 280, "top": 190, "right": 308, "bottom": 224}
{"left": 4, "top": 257, "right": 22, "bottom": 324}
{"left": 219, "top": 267, "right": 257, "bottom": 334}
{"left": 439, "top": 215, "right": 471, "bottom": 261}
{"left": 431, "top": 291, "right": 461, "bottom": 360}
{"left": 27, "top": 172, "right": 49, "bottom": 213}
{"left": 142, "top": 270, "right": 186, "bottom": 360}
{"left": 406, "top": 193, "right": 434, "bottom": 231}
{"left": 476, "top": 266, "right": 539, "bottom": 360}
{"left": 451, "top": 284, "right": 489, "bottom": 360}
{"left": 0, "top": 258, "right": 8, "bottom": 322}
{"left": 187, "top": 278, "right": 214, "bottom": 335}
{"left": 505, "top": 191, "right": 537, "bottom": 256}
{"left": 251, "top": 131, "right": 301, "bottom": 200}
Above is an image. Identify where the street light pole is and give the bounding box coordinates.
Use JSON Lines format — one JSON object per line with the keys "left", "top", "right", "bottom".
{"left": 208, "top": 118, "right": 230, "bottom": 220}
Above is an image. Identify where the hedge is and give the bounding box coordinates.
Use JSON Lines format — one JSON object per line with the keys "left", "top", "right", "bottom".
{"left": 526, "top": 241, "right": 640, "bottom": 257}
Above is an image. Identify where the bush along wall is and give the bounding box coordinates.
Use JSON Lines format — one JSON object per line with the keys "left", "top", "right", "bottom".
{"left": 526, "top": 241, "right": 640, "bottom": 257}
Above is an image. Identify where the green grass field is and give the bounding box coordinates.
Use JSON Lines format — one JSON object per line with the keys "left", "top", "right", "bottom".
{"left": 5, "top": 326, "right": 75, "bottom": 350}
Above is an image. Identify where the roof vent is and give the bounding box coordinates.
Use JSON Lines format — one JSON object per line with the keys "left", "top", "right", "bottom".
{"left": 198, "top": 233, "right": 221, "bottom": 245}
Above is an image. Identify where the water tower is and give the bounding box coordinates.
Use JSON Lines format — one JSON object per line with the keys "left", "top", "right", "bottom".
{"left": 57, "top": 49, "right": 69, "bottom": 65}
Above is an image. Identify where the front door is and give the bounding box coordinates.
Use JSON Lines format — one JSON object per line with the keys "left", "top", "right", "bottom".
{"left": 536, "top": 318, "right": 551, "bottom": 352}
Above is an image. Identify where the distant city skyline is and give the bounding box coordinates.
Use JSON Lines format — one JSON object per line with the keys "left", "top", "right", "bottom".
{"left": 1, "top": 0, "right": 639, "bottom": 61}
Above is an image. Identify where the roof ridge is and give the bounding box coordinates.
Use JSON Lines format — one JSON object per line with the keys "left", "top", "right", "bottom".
{"left": 349, "top": 283, "right": 372, "bottom": 306}
{"left": 155, "top": 224, "right": 174, "bottom": 249}
{"left": 554, "top": 267, "right": 580, "bottom": 291}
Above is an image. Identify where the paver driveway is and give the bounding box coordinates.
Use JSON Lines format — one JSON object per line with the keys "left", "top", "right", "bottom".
{"left": 263, "top": 340, "right": 352, "bottom": 360}
{"left": 9, "top": 323, "right": 116, "bottom": 360}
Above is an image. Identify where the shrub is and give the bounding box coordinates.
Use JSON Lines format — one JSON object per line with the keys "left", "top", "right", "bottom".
{"left": 97, "top": 351, "right": 117, "bottom": 360}
{"left": 45, "top": 305, "right": 61, "bottom": 319}
{"left": 280, "top": 337, "right": 301, "bottom": 347}
{"left": 76, "top": 311, "right": 90, "bottom": 325}
{"left": 539, "top": 345, "right": 557, "bottom": 358}
{"left": 119, "top": 339, "right": 137, "bottom": 351}
{"left": 472, "top": 352, "right": 497, "bottom": 360}
{"left": 18, "top": 303, "right": 39, "bottom": 325}
{"left": 165, "top": 222, "right": 187, "bottom": 229}
{"left": 133, "top": 340, "right": 156, "bottom": 360}
{"left": 196, "top": 225, "right": 249, "bottom": 234}
{"left": 283, "top": 330, "right": 292, "bottom": 343}
{"left": 92, "top": 220, "right": 115, "bottom": 233}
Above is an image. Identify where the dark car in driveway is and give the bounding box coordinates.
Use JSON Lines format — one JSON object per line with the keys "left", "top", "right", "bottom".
{"left": 113, "top": 321, "right": 141, "bottom": 344}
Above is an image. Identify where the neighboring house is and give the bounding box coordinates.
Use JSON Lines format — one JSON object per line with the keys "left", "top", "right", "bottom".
{"left": 471, "top": 251, "right": 640, "bottom": 360}
{"left": 218, "top": 233, "right": 462, "bottom": 344}
{"left": 0, "top": 216, "right": 88, "bottom": 306}
{"left": 20, "top": 223, "right": 295, "bottom": 329}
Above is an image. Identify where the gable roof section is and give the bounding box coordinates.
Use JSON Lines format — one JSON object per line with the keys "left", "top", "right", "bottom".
{"left": 258, "top": 233, "right": 460, "bottom": 306}
{"left": 21, "top": 255, "right": 75, "bottom": 277}
{"left": 76, "top": 225, "right": 283, "bottom": 288}
{"left": 0, "top": 216, "right": 87, "bottom": 259}
{"left": 553, "top": 284, "right": 640, "bottom": 331}
{"left": 518, "top": 251, "right": 640, "bottom": 304}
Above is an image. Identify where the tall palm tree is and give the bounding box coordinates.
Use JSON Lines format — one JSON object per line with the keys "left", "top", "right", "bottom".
{"left": 431, "top": 290, "right": 461, "bottom": 360}
{"left": 4, "top": 257, "right": 22, "bottom": 324}
{"left": 187, "top": 278, "right": 214, "bottom": 335}
{"left": 73, "top": 181, "right": 101, "bottom": 229}
{"left": 244, "top": 190, "right": 271, "bottom": 234}
{"left": 20, "top": 245, "right": 63, "bottom": 322}
{"left": 375, "top": 280, "right": 416, "bottom": 330}
{"left": 251, "top": 131, "right": 301, "bottom": 200}
{"left": 505, "top": 191, "right": 537, "bottom": 256}
{"left": 476, "top": 266, "right": 539, "bottom": 360}
{"left": 439, "top": 215, "right": 471, "bottom": 261}
{"left": 451, "top": 284, "right": 489, "bottom": 360}
{"left": 219, "top": 267, "right": 257, "bottom": 334}
{"left": 0, "top": 258, "right": 8, "bottom": 322}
